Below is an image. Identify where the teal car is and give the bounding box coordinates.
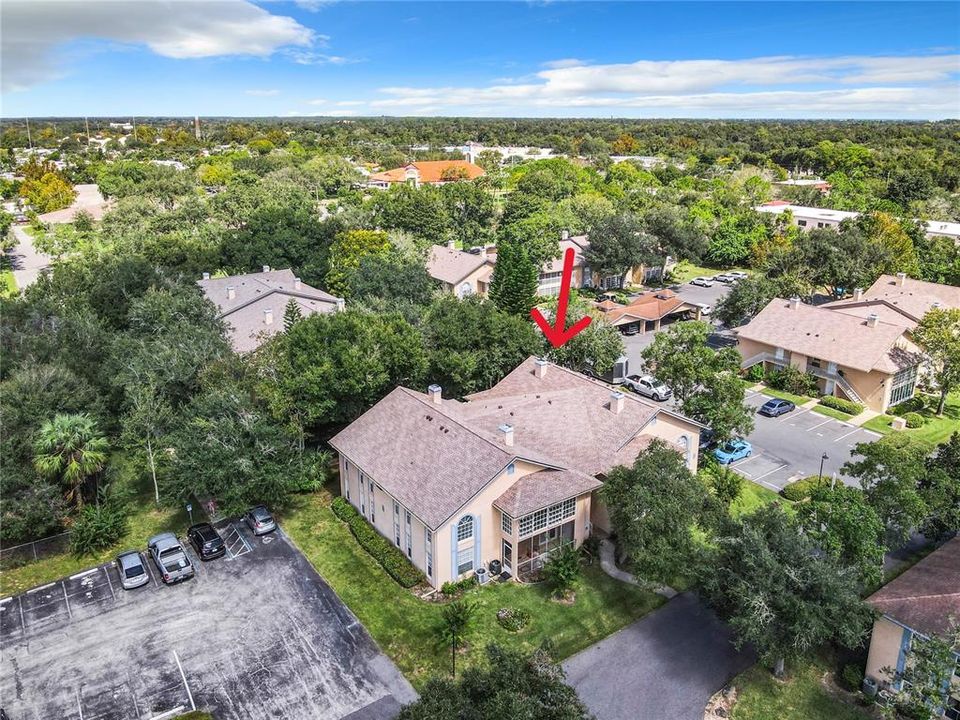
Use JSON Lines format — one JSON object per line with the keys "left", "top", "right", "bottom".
{"left": 714, "top": 439, "right": 753, "bottom": 464}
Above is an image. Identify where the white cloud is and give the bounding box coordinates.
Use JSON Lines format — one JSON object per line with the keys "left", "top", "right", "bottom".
{"left": 1, "top": 0, "right": 315, "bottom": 92}
{"left": 541, "top": 58, "right": 587, "bottom": 70}
{"left": 245, "top": 89, "right": 280, "bottom": 96}
{"left": 334, "top": 100, "right": 365, "bottom": 106}
{"left": 368, "top": 53, "right": 960, "bottom": 117}
{"left": 306, "top": 98, "right": 327, "bottom": 105}
{"left": 284, "top": 50, "right": 355, "bottom": 65}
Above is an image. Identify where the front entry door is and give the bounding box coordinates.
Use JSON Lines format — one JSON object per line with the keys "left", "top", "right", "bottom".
{"left": 502, "top": 540, "right": 512, "bottom": 573}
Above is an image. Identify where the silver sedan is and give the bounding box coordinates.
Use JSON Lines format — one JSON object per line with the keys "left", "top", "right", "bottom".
{"left": 116, "top": 550, "right": 149, "bottom": 590}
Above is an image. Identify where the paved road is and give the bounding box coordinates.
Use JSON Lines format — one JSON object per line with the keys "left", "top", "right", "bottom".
{"left": 730, "top": 389, "right": 882, "bottom": 490}
{"left": 564, "top": 592, "right": 755, "bottom": 720}
{"left": 7, "top": 224, "right": 50, "bottom": 289}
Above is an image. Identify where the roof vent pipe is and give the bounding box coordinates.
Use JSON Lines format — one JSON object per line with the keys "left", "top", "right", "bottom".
{"left": 498, "top": 423, "right": 514, "bottom": 447}
{"left": 263, "top": 265, "right": 271, "bottom": 273}
{"left": 866, "top": 313, "right": 879, "bottom": 328}
{"left": 201, "top": 272, "right": 210, "bottom": 281}
{"left": 853, "top": 288, "right": 863, "bottom": 300}
{"left": 428, "top": 384, "right": 442, "bottom": 405}
{"left": 263, "top": 308, "right": 273, "bottom": 325}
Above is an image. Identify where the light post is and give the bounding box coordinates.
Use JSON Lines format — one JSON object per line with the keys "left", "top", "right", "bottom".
{"left": 186, "top": 502, "right": 193, "bottom": 526}
{"left": 818, "top": 453, "right": 829, "bottom": 484}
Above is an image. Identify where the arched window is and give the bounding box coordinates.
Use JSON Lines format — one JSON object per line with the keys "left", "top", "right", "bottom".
{"left": 457, "top": 515, "right": 474, "bottom": 542}
{"left": 678, "top": 435, "right": 690, "bottom": 462}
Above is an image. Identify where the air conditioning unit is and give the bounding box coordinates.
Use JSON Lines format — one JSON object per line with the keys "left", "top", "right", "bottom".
{"left": 475, "top": 566, "right": 489, "bottom": 585}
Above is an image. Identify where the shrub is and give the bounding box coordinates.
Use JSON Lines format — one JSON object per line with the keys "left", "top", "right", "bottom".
{"left": 819, "top": 395, "right": 863, "bottom": 415}
{"left": 765, "top": 366, "right": 819, "bottom": 397}
{"left": 542, "top": 544, "right": 582, "bottom": 597}
{"left": 780, "top": 475, "right": 826, "bottom": 502}
{"left": 840, "top": 663, "right": 864, "bottom": 692}
{"left": 330, "top": 496, "right": 424, "bottom": 587}
{"left": 440, "top": 576, "right": 477, "bottom": 596}
{"left": 290, "top": 450, "right": 333, "bottom": 493}
{"left": 496, "top": 607, "right": 530, "bottom": 632}
{"left": 903, "top": 412, "right": 925, "bottom": 428}
{"left": 890, "top": 396, "right": 925, "bottom": 416}
{"left": 711, "top": 466, "right": 743, "bottom": 507}
{"left": 70, "top": 498, "right": 129, "bottom": 556}
{"left": 746, "top": 364, "right": 765, "bottom": 383}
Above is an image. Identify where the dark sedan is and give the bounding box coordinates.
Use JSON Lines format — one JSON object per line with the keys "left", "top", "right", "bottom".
{"left": 187, "top": 523, "right": 226, "bottom": 560}
{"left": 758, "top": 398, "right": 796, "bottom": 417}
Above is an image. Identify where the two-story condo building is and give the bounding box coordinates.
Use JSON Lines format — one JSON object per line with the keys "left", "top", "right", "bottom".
{"left": 329, "top": 357, "right": 703, "bottom": 590}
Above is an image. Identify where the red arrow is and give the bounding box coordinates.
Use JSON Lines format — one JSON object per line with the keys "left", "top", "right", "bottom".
{"left": 530, "top": 247, "right": 592, "bottom": 348}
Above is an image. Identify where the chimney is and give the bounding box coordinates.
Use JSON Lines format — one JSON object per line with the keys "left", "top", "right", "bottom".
{"left": 534, "top": 358, "right": 549, "bottom": 379}
{"left": 263, "top": 308, "right": 274, "bottom": 325}
{"left": 293, "top": 277, "right": 302, "bottom": 290}
{"left": 789, "top": 297, "right": 801, "bottom": 310}
{"left": 610, "top": 391, "right": 625, "bottom": 415}
{"left": 853, "top": 288, "right": 863, "bottom": 300}
{"left": 560, "top": 229, "right": 570, "bottom": 241}
{"left": 262, "top": 265, "right": 271, "bottom": 273}
{"left": 866, "top": 313, "right": 879, "bottom": 328}
{"left": 896, "top": 272, "right": 906, "bottom": 286}
{"left": 428, "top": 384, "right": 442, "bottom": 405}
{"left": 201, "top": 272, "right": 210, "bottom": 281}
{"left": 227, "top": 285, "right": 236, "bottom": 300}
{"left": 498, "top": 423, "right": 514, "bottom": 447}
{"left": 931, "top": 301, "right": 941, "bottom": 309}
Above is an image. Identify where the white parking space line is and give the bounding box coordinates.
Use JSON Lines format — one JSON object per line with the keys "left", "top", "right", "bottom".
{"left": 75, "top": 688, "right": 85, "bottom": 720}
{"left": 782, "top": 408, "right": 812, "bottom": 422}
{"left": 18, "top": 595, "right": 25, "bottom": 632}
{"left": 62, "top": 582, "right": 72, "bottom": 618}
{"left": 806, "top": 418, "right": 834, "bottom": 432}
{"left": 173, "top": 650, "right": 196, "bottom": 711}
{"left": 69, "top": 568, "right": 100, "bottom": 581}
{"left": 27, "top": 582, "right": 56, "bottom": 594}
{"left": 753, "top": 463, "right": 789, "bottom": 482}
{"left": 143, "top": 554, "right": 157, "bottom": 586}
{"left": 103, "top": 566, "right": 116, "bottom": 600}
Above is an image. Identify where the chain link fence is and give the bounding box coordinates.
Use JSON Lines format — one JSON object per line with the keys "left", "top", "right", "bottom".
{"left": 0, "top": 532, "right": 71, "bottom": 570}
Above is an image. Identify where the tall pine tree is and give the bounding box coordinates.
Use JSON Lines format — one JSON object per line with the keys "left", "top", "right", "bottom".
{"left": 489, "top": 242, "right": 538, "bottom": 317}
{"left": 283, "top": 299, "right": 303, "bottom": 331}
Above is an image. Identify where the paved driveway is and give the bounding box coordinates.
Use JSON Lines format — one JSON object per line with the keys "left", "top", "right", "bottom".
{"left": 564, "top": 593, "right": 755, "bottom": 720}
{"left": 0, "top": 521, "right": 415, "bottom": 720}
{"left": 729, "top": 390, "right": 882, "bottom": 490}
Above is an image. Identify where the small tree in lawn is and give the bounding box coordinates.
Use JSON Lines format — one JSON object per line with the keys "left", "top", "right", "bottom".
{"left": 913, "top": 307, "right": 960, "bottom": 416}
{"left": 542, "top": 544, "right": 581, "bottom": 600}
{"left": 34, "top": 413, "right": 109, "bottom": 510}
{"left": 883, "top": 623, "right": 960, "bottom": 720}
{"left": 440, "top": 598, "right": 477, "bottom": 678}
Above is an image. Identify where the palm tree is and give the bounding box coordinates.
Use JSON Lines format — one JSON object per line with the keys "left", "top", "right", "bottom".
{"left": 34, "top": 413, "right": 109, "bottom": 509}
{"left": 440, "top": 598, "right": 476, "bottom": 678}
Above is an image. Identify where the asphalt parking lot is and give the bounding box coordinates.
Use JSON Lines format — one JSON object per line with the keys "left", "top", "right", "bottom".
{"left": 0, "top": 521, "right": 414, "bottom": 720}
{"left": 729, "top": 390, "right": 882, "bottom": 490}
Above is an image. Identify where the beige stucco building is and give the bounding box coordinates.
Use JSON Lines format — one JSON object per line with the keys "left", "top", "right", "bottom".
{"left": 735, "top": 297, "right": 922, "bottom": 413}
{"left": 864, "top": 537, "right": 959, "bottom": 715}
{"left": 329, "top": 357, "right": 703, "bottom": 589}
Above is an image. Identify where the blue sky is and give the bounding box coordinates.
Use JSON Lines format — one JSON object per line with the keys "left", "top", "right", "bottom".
{"left": 2, "top": 1, "right": 959, "bottom": 118}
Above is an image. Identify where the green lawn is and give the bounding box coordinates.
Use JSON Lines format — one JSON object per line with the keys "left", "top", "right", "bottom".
{"left": 0, "top": 269, "right": 16, "bottom": 298}
{"left": 0, "top": 454, "right": 188, "bottom": 597}
{"left": 667, "top": 260, "right": 751, "bottom": 285}
{"left": 811, "top": 404, "right": 854, "bottom": 422}
{"left": 757, "top": 386, "right": 814, "bottom": 406}
{"left": 731, "top": 658, "right": 871, "bottom": 720}
{"left": 280, "top": 490, "right": 665, "bottom": 688}
{"left": 731, "top": 481, "right": 792, "bottom": 517}
{"left": 862, "top": 391, "right": 959, "bottom": 446}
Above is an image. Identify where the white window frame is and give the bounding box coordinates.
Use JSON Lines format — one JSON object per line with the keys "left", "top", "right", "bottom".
{"left": 425, "top": 528, "right": 433, "bottom": 577}
{"left": 393, "top": 501, "right": 401, "bottom": 546}
{"left": 456, "top": 515, "right": 474, "bottom": 542}
{"left": 456, "top": 547, "right": 474, "bottom": 576}
{"left": 501, "top": 511, "right": 512, "bottom": 535}
{"left": 404, "top": 510, "right": 412, "bottom": 558}
{"left": 518, "top": 498, "right": 575, "bottom": 538}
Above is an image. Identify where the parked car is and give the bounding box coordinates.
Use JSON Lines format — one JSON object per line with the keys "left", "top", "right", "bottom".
{"left": 758, "top": 398, "right": 796, "bottom": 417}
{"left": 689, "top": 276, "right": 715, "bottom": 287}
{"left": 713, "top": 273, "right": 736, "bottom": 283}
{"left": 147, "top": 533, "right": 195, "bottom": 584}
{"left": 695, "top": 303, "right": 712, "bottom": 315}
{"left": 623, "top": 374, "right": 672, "bottom": 401}
{"left": 244, "top": 505, "right": 277, "bottom": 536}
{"left": 187, "top": 523, "right": 226, "bottom": 560}
{"left": 115, "top": 550, "right": 149, "bottom": 590}
{"left": 727, "top": 271, "right": 749, "bottom": 280}
{"left": 714, "top": 439, "right": 753, "bottom": 464}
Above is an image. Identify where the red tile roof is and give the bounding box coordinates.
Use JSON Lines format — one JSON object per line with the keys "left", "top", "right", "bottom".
{"left": 368, "top": 160, "right": 485, "bottom": 185}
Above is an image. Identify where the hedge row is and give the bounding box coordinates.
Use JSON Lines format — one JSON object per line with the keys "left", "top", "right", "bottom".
{"left": 818, "top": 395, "right": 863, "bottom": 415}
{"left": 331, "top": 496, "right": 425, "bottom": 588}
{"left": 780, "top": 475, "right": 827, "bottom": 502}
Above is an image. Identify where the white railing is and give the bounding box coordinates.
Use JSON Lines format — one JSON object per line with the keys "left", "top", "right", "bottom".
{"left": 741, "top": 352, "right": 864, "bottom": 404}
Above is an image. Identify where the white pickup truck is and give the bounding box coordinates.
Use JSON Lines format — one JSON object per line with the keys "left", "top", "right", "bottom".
{"left": 148, "top": 532, "right": 195, "bottom": 584}
{"left": 622, "top": 374, "right": 673, "bottom": 402}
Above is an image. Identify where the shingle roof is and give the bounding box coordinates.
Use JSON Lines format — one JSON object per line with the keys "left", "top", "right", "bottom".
{"left": 197, "top": 269, "right": 341, "bottom": 352}
{"left": 596, "top": 289, "right": 692, "bottom": 325}
{"left": 542, "top": 237, "right": 591, "bottom": 273}
{"left": 426, "top": 245, "right": 493, "bottom": 285}
{"left": 867, "top": 536, "right": 960, "bottom": 639}
{"left": 494, "top": 469, "right": 601, "bottom": 517}
{"left": 736, "top": 298, "right": 913, "bottom": 373}
{"left": 462, "top": 357, "right": 702, "bottom": 476}
{"left": 838, "top": 274, "right": 960, "bottom": 322}
{"left": 368, "top": 160, "right": 485, "bottom": 184}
